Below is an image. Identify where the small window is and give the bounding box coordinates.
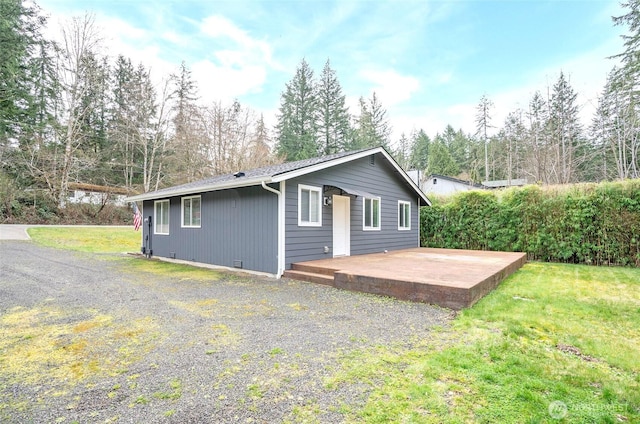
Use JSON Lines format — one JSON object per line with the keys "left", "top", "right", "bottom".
{"left": 363, "top": 197, "right": 381, "bottom": 230}
{"left": 433, "top": 178, "right": 437, "bottom": 185}
{"left": 298, "top": 184, "right": 322, "bottom": 226}
{"left": 398, "top": 201, "right": 411, "bottom": 230}
{"left": 182, "top": 195, "right": 201, "bottom": 228}
{"left": 154, "top": 200, "right": 170, "bottom": 235}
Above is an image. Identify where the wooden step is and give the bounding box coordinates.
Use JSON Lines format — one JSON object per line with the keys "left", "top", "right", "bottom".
{"left": 283, "top": 269, "right": 335, "bottom": 286}
{"left": 291, "top": 263, "right": 337, "bottom": 276}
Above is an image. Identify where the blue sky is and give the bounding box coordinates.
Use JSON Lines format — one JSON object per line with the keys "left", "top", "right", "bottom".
{"left": 39, "top": 0, "right": 624, "bottom": 143}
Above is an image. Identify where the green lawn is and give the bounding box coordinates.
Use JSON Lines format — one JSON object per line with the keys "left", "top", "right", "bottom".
{"left": 28, "top": 226, "right": 141, "bottom": 253}
{"left": 328, "top": 262, "right": 640, "bottom": 423}
{"left": 27, "top": 226, "right": 220, "bottom": 281}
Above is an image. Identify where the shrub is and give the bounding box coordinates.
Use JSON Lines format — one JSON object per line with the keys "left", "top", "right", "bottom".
{"left": 421, "top": 180, "right": 640, "bottom": 266}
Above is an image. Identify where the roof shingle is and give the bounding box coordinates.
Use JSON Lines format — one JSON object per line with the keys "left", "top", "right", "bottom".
{"left": 136, "top": 148, "right": 373, "bottom": 199}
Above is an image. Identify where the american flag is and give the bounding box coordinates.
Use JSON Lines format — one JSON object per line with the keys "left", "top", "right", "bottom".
{"left": 132, "top": 202, "right": 142, "bottom": 231}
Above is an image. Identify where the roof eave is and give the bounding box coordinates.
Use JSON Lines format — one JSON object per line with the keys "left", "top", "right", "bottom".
{"left": 125, "top": 176, "right": 273, "bottom": 202}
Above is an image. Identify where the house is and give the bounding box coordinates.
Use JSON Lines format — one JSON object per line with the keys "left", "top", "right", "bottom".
{"left": 422, "top": 174, "right": 484, "bottom": 196}
{"left": 125, "top": 147, "right": 430, "bottom": 278}
{"left": 67, "top": 183, "right": 129, "bottom": 206}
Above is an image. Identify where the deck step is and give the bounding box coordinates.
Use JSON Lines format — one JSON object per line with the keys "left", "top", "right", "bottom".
{"left": 291, "top": 263, "right": 337, "bottom": 276}
{"left": 283, "top": 269, "right": 335, "bottom": 286}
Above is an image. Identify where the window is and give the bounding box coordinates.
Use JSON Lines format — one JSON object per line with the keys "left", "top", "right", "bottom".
{"left": 363, "top": 197, "right": 381, "bottom": 230}
{"left": 182, "top": 195, "right": 201, "bottom": 228}
{"left": 433, "top": 178, "right": 437, "bottom": 185}
{"left": 398, "top": 201, "right": 411, "bottom": 230}
{"left": 298, "top": 184, "right": 322, "bottom": 226}
{"left": 154, "top": 200, "right": 170, "bottom": 235}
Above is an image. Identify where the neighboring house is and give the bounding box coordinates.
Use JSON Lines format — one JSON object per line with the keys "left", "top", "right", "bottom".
{"left": 126, "top": 147, "right": 430, "bottom": 277}
{"left": 67, "top": 183, "right": 129, "bottom": 206}
{"left": 422, "top": 174, "right": 484, "bottom": 196}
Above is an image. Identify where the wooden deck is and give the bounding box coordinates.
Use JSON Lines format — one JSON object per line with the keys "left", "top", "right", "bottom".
{"left": 283, "top": 248, "right": 527, "bottom": 310}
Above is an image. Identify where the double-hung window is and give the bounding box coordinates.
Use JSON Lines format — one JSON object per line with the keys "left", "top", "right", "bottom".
{"left": 363, "top": 197, "right": 381, "bottom": 230}
{"left": 154, "top": 200, "right": 170, "bottom": 235}
{"left": 182, "top": 195, "right": 201, "bottom": 228}
{"left": 398, "top": 201, "right": 411, "bottom": 230}
{"left": 298, "top": 184, "right": 322, "bottom": 226}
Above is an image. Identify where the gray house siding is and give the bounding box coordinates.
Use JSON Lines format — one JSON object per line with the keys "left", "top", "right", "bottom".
{"left": 284, "top": 152, "right": 420, "bottom": 269}
{"left": 142, "top": 185, "right": 278, "bottom": 274}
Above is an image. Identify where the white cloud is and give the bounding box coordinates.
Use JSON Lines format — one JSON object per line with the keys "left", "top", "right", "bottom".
{"left": 161, "top": 30, "right": 187, "bottom": 46}
{"left": 389, "top": 35, "right": 624, "bottom": 142}
{"left": 191, "top": 61, "right": 267, "bottom": 103}
{"left": 200, "top": 15, "right": 276, "bottom": 68}
{"left": 359, "top": 68, "right": 420, "bottom": 106}
{"left": 192, "top": 15, "right": 280, "bottom": 103}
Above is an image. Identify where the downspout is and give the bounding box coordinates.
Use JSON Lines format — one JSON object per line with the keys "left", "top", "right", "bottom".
{"left": 417, "top": 196, "right": 421, "bottom": 248}
{"left": 261, "top": 181, "right": 285, "bottom": 278}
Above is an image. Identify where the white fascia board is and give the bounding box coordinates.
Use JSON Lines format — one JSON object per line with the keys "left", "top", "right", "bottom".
{"left": 377, "top": 149, "right": 431, "bottom": 207}
{"left": 125, "top": 176, "right": 272, "bottom": 202}
{"left": 271, "top": 147, "right": 382, "bottom": 183}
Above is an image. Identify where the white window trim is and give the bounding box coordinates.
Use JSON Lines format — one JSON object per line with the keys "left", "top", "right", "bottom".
{"left": 298, "top": 184, "right": 322, "bottom": 227}
{"left": 154, "top": 199, "right": 170, "bottom": 235}
{"left": 181, "top": 195, "right": 202, "bottom": 228}
{"left": 398, "top": 200, "right": 411, "bottom": 231}
{"left": 362, "top": 196, "right": 381, "bottom": 231}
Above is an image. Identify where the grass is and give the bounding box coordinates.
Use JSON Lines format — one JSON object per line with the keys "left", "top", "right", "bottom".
{"left": 327, "top": 263, "right": 640, "bottom": 423}
{"left": 121, "top": 258, "right": 222, "bottom": 282}
{"left": 28, "top": 226, "right": 221, "bottom": 281}
{"left": 28, "top": 226, "right": 140, "bottom": 253}
{"left": 0, "top": 306, "right": 159, "bottom": 386}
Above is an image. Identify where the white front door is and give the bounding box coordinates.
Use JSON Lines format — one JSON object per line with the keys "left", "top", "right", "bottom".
{"left": 332, "top": 195, "right": 350, "bottom": 257}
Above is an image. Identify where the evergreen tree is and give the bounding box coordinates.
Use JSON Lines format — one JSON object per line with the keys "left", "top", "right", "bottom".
{"left": 409, "top": 129, "right": 431, "bottom": 170}
{"left": 275, "top": 59, "right": 318, "bottom": 160}
{"left": 170, "top": 61, "right": 203, "bottom": 182}
{"left": 426, "top": 140, "right": 459, "bottom": 176}
{"left": 0, "top": 0, "right": 56, "bottom": 171}
{"left": 171, "top": 61, "right": 197, "bottom": 139}
{"left": 500, "top": 109, "right": 526, "bottom": 183}
{"left": 613, "top": 0, "right": 640, "bottom": 87}
{"left": 440, "top": 125, "right": 472, "bottom": 175}
{"left": 475, "top": 94, "right": 494, "bottom": 181}
{"left": 549, "top": 72, "right": 583, "bottom": 183}
{"left": 109, "top": 55, "right": 136, "bottom": 187}
{"left": 0, "top": 0, "right": 33, "bottom": 146}
{"left": 351, "top": 92, "right": 391, "bottom": 150}
{"left": 316, "top": 59, "right": 351, "bottom": 155}
{"left": 394, "top": 132, "right": 411, "bottom": 170}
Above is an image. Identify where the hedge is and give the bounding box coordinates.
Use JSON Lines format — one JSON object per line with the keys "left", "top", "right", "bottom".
{"left": 420, "top": 180, "right": 640, "bottom": 266}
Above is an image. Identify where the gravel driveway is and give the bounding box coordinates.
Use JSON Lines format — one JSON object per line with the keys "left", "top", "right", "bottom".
{"left": 0, "top": 241, "right": 452, "bottom": 423}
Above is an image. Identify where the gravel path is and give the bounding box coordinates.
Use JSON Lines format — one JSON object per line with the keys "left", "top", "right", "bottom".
{"left": 0, "top": 241, "right": 452, "bottom": 423}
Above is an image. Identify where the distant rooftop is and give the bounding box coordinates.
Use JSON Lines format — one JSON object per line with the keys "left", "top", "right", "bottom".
{"left": 482, "top": 179, "right": 528, "bottom": 188}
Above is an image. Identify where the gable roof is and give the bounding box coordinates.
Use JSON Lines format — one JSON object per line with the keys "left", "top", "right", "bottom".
{"left": 126, "top": 146, "right": 430, "bottom": 206}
